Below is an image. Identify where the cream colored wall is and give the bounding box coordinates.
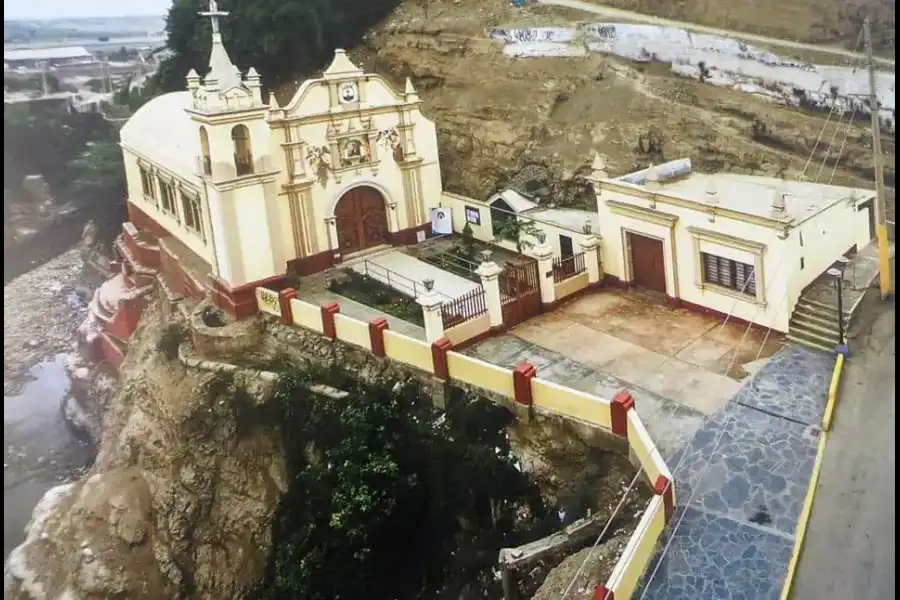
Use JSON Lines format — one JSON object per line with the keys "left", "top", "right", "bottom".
{"left": 444, "top": 314, "right": 491, "bottom": 346}
{"left": 226, "top": 182, "right": 280, "bottom": 285}
{"left": 791, "top": 198, "right": 873, "bottom": 300}
{"left": 122, "top": 147, "right": 215, "bottom": 267}
{"left": 597, "top": 187, "right": 795, "bottom": 332}
{"left": 439, "top": 192, "right": 594, "bottom": 259}
{"left": 554, "top": 271, "right": 589, "bottom": 300}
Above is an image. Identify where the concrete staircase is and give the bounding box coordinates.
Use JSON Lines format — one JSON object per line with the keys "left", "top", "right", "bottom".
{"left": 787, "top": 298, "right": 850, "bottom": 353}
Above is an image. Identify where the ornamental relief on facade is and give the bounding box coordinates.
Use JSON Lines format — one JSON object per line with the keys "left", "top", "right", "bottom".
{"left": 375, "top": 127, "right": 404, "bottom": 162}
{"left": 305, "top": 145, "right": 332, "bottom": 187}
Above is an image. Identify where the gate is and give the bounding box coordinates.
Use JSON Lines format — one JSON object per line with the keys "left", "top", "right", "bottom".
{"left": 499, "top": 258, "right": 541, "bottom": 328}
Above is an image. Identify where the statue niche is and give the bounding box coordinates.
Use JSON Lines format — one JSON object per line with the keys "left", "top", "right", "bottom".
{"left": 339, "top": 136, "right": 371, "bottom": 168}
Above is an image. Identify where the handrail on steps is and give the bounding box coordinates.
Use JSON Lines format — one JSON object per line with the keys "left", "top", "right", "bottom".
{"left": 361, "top": 259, "right": 455, "bottom": 302}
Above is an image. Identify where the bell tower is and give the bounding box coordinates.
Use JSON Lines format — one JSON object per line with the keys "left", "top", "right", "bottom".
{"left": 184, "top": 0, "right": 285, "bottom": 298}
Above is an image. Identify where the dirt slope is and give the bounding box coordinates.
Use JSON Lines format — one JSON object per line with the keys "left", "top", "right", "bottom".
{"left": 278, "top": 0, "right": 894, "bottom": 218}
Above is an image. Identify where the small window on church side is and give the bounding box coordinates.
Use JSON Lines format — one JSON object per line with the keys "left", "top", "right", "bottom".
{"left": 181, "top": 192, "right": 204, "bottom": 240}
{"left": 159, "top": 179, "right": 177, "bottom": 219}
{"left": 139, "top": 167, "right": 156, "bottom": 202}
{"left": 231, "top": 125, "right": 253, "bottom": 176}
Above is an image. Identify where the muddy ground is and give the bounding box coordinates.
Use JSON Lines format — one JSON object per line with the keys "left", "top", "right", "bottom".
{"left": 275, "top": 0, "right": 895, "bottom": 219}
{"left": 3, "top": 248, "right": 99, "bottom": 397}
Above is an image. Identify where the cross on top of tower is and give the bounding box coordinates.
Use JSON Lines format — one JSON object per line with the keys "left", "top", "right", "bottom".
{"left": 199, "top": 0, "right": 229, "bottom": 36}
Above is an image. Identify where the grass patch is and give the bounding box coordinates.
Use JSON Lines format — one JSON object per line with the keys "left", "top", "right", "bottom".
{"left": 326, "top": 269, "right": 424, "bottom": 326}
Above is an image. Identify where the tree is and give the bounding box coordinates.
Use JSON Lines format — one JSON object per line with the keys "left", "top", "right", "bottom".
{"left": 156, "top": 0, "right": 402, "bottom": 93}
{"left": 493, "top": 216, "right": 545, "bottom": 254}
{"left": 67, "top": 141, "right": 126, "bottom": 205}
{"left": 246, "top": 366, "right": 554, "bottom": 600}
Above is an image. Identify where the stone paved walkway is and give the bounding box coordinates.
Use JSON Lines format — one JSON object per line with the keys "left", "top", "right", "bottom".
{"left": 637, "top": 344, "right": 834, "bottom": 600}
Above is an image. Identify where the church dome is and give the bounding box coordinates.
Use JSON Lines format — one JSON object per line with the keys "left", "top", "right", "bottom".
{"left": 120, "top": 91, "right": 200, "bottom": 182}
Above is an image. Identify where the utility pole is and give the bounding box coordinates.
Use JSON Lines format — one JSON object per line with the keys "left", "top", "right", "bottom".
{"left": 864, "top": 17, "right": 893, "bottom": 299}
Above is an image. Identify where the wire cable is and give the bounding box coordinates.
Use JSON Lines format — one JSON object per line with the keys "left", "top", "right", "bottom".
{"left": 799, "top": 28, "right": 865, "bottom": 181}
{"left": 558, "top": 467, "right": 645, "bottom": 600}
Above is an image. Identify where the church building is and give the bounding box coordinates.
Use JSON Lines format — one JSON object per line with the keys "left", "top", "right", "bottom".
{"left": 113, "top": 1, "right": 441, "bottom": 321}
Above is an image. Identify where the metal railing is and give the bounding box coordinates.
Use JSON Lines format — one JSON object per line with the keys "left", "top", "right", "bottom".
{"left": 552, "top": 252, "right": 586, "bottom": 284}
{"left": 441, "top": 286, "right": 487, "bottom": 329}
{"left": 359, "top": 260, "right": 453, "bottom": 302}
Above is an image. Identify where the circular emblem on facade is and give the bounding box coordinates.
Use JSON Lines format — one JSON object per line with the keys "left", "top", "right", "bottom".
{"left": 338, "top": 81, "right": 359, "bottom": 104}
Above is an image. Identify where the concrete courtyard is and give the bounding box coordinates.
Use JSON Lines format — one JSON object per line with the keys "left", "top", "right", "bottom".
{"left": 466, "top": 289, "right": 785, "bottom": 458}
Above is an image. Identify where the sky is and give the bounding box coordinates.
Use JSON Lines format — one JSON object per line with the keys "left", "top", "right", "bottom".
{"left": 5, "top": 0, "right": 172, "bottom": 20}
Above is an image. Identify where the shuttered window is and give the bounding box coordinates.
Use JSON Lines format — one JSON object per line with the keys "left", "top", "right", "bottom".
{"left": 702, "top": 252, "right": 756, "bottom": 296}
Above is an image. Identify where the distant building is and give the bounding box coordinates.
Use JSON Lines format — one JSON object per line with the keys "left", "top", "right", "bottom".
{"left": 4, "top": 46, "right": 93, "bottom": 69}
{"left": 4, "top": 91, "right": 74, "bottom": 117}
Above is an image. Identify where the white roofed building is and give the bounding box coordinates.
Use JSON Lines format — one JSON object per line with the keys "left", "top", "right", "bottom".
{"left": 4, "top": 46, "right": 93, "bottom": 68}
{"left": 592, "top": 158, "right": 877, "bottom": 338}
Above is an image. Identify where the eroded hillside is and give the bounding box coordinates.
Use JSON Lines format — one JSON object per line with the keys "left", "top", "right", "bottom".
{"left": 277, "top": 0, "right": 894, "bottom": 218}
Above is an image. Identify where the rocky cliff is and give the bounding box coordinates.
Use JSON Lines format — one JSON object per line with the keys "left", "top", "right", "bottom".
{"left": 4, "top": 307, "right": 287, "bottom": 599}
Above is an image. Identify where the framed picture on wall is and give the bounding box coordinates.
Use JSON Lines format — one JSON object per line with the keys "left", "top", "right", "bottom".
{"left": 465, "top": 205, "right": 481, "bottom": 225}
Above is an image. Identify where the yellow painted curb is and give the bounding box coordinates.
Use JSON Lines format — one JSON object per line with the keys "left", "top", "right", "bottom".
{"left": 822, "top": 354, "right": 845, "bottom": 432}
{"left": 779, "top": 430, "right": 828, "bottom": 600}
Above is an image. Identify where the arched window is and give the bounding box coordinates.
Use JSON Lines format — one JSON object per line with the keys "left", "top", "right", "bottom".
{"left": 199, "top": 126, "right": 211, "bottom": 176}
{"left": 231, "top": 125, "right": 253, "bottom": 176}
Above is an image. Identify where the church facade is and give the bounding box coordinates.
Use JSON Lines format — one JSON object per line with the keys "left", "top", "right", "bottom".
{"left": 116, "top": 1, "right": 441, "bottom": 319}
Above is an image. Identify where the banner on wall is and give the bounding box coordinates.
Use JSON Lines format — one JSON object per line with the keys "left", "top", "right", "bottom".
{"left": 430, "top": 207, "right": 452, "bottom": 236}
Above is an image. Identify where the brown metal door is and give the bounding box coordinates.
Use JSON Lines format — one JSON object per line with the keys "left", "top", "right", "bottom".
{"left": 334, "top": 186, "right": 388, "bottom": 254}
{"left": 500, "top": 259, "right": 541, "bottom": 327}
{"left": 628, "top": 232, "right": 666, "bottom": 294}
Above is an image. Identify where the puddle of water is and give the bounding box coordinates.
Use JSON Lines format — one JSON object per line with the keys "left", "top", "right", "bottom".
{"left": 3, "top": 354, "right": 95, "bottom": 559}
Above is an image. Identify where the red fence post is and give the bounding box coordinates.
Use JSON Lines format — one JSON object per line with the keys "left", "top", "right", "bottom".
{"left": 593, "top": 586, "right": 614, "bottom": 600}
{"left": 653, "top": 475, "right": 675, "bottom": 523}
{"left": 431, "top": 338, "right": 453, "bottom": 380}
{"left": 610, "top": 391, "right": 635, "bottom": 437}
{"left": 321, "top": 302, "right": 340, "bottom": 340}
{"left": 278, "top": 288, "right": 297, "bottom": 325}
{"left": 513, "top": 362, "right": 536, "bottom": 406}
{"left": 369, "top": 317, "right": 389, "bottom": 357}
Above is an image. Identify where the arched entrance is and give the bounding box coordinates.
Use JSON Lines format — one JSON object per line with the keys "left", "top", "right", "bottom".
{"left": 334, "top": 186, "right": 389, "bottom": 254}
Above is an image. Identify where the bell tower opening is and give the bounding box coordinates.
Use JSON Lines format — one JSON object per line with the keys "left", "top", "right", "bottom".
{"left": 231, "top": 124, "right": 253, "bottom": 176}
{"left": 199, "top": 126, "right": 211, "bottom": 175}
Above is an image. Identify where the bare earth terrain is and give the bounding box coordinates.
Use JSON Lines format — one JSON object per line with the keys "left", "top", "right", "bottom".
{"left": 276, "top": 0, "right": 894, "bottom": 221}
{"left": 575, "top": 0, "right": 895, "bottom": 56}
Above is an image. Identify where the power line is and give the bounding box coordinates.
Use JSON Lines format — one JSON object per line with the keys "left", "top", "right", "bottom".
{"left": 799, "top": 28, "right": 865, "bottom": 181}
{"left": 558, "top": 467, "right": 645, "bottom": 600}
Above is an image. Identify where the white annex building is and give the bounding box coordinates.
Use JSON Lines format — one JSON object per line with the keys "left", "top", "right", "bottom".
{"left": 117, "top": 1, "right": 441, "bottom": 317}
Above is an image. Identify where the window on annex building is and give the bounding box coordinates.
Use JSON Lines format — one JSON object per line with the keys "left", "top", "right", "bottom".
{"left": 181, "top": 192, "right": 204, "bottom": 240}
{"left": 701, "top": 252, "right": 757, "bottom": 296}
{"left": 139, "top": 167, "right": 156, "bottom": 202}
{"left": 159, "top": 179, "right": 178, "bottom": 218}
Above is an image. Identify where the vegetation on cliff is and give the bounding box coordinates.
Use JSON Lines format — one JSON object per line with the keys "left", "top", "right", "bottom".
{"left": 237, "top": 365, "right": 561, "bottom": 599}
